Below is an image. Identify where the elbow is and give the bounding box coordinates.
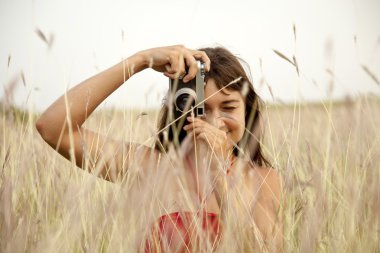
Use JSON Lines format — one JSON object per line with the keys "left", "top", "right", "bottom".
{"left": 35, "top": 117, "right": 44, "bottom": 135}
{"left": 35, "top": 117, "right": 56, "bottom": 145}
{"left": 36, "top": 117, "right": 48, "bottom": 139}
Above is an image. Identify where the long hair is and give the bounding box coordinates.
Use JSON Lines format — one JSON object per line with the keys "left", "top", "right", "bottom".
{"left": 154, "top": 47, "right": 271, "bottom": 168}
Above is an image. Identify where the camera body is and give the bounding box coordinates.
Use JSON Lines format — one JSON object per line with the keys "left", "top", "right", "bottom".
{"left": 167, "top": 61, "right": 206, "bottom": 145}
{"left": 169, "top": 60, "right": 206, "bottom": 119}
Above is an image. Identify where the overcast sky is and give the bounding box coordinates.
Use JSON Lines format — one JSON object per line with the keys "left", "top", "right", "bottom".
{"left": 1, "top": 0, "right": 379, "bottom": 111}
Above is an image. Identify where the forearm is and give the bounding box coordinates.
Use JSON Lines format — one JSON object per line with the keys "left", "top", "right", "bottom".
{"left": 36, "top": 53, "right": 147, "bottom": 139}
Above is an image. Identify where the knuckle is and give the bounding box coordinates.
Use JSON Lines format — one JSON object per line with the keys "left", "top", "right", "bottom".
{"left": 200, "top": 52, "right": 209, "bottom": 60}
{"left": 186, "top": 72, "right": 196, "bottom": 79}
{"left": 170, "top": 51, "right": 179, "bottom": 59}
{"left": 190, "top": 61, "right": 198, "bottom": 69}
{"left": 175, "top": 44, "right": 186, "bottom": 51}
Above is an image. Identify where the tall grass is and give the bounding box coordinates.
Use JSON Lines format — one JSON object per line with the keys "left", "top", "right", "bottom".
{"left": 1, "top": 95, "right": 379, "bottom": 252}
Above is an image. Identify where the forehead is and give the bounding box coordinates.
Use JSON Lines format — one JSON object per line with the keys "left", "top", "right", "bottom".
{"left": 204, "top": 79, "right": 243, "bottom": 105}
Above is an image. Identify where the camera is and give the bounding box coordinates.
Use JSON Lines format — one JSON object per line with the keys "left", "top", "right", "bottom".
{"left": 169, "top": 60, "right": 206, "bottom": 119}
{"left": 167, "top": 60, "right": 206, "bottom": 145}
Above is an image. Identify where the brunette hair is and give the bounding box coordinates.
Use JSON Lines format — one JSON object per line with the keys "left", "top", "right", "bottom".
{"left": 154, "top": 47, "right": 271, "bottom": 167}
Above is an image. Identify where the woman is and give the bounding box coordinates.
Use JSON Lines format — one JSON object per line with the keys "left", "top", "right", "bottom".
{"left": 36, "top": 45, "right": 283, "bottom": 252}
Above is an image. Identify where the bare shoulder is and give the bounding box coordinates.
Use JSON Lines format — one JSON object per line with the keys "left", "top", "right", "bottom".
{"left": 254, "top": 166, "right": 282, "bottom": 189}
{"left": 245, "top": 163, "right": 283, "bottom": 205}
{"left": 244, "top": 164, "right": 285, "bottom": 250}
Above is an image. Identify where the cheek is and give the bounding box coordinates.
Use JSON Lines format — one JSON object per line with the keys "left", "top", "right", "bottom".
{"left": 234, "top": 121, "right": 246, "bottom": 142}
{"left": 225, "top": 115, "right": 245, "bottom": 142}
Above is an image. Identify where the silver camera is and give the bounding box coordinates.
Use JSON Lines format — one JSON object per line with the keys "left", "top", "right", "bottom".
{"left": 167, "top": 61, "right": 206, "bottom": 145}
{"left": 169, "top": 60, "right": 206, "bottom": 119}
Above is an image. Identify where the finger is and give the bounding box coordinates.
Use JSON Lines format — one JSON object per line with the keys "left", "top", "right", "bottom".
{"left": 187, "top": 116, "right": 206, "bottom": 123}
{"left": 191, "top": 50, "right": 211, "bottom": 72}
{"left": 164, "top": 64, "right": 172, "bottom": 73}
{"left": 183, "top": 52, "right": 198, "bottom": 83}
{"left": 196, "top": 131, "right": 229, "bottom": 156}
{"left": 190, "top": 125, "right": 227, "bottom": 143}
{"left": 196, "top": 132, "right": 214, "bottom": 146}
{"left": 183, "top": 120, "right": 200, "bottom": 130}
{"left": 184, "top": 119, "right": 206, "bottom": 130}
{"left": 185, "top": 122, "right": 221, "bottom": 137}
{"left": 164, "top": 61, "right": 177, "bottom": 74}
{"left": 164, "top": 58, "right": 185, "bottom": 79}
{"left": 186, "top": 128, "right": 204, "bottom": 135}
{"left": 195, "top": 128, "right": 227, "bottom": 141}
{"left": 186, "top": 124, "right": 218, "bottom": 138}
{"left": 184, "top": 130, "right": 195, "bottom": 138}
{"left": 184, "top": 118, "right": 209, "bottom": 131}
{"left": 174, "top": 49, "right": 187, "bottom": 79}
{"left": 184, "top": 124, "right": 206, "bottom": 134}
{"left": 164, "top": 72, "right": 178, "bottom": 79}
{"left": 187, "top": 117, "right": 217, "bottom": 130}
{"left": 167, "top": 54, "right": 184, "bottom": 78}
{"left": 177, "top": 54, "right": 186, "bottom": 78}
{"left": 164, "top": 71, "right": 187, "bottom": 80}
{"left": 197, "top": 132, "right": 207, "bottom": 141}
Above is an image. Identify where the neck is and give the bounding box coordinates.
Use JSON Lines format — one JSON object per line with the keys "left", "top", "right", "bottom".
{"left": 183, "top": 140, "right": 235, "bottom": 171}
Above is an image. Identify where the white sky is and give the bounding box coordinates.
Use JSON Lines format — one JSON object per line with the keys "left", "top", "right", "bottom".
{"left": 1, "top": 0, "right": 379, "bottom": 112}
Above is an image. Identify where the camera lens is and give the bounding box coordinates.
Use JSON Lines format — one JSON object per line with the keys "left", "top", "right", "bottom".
{"left": 174, "top": 88, "right": 197, "bottom": 112}
{"left": 176, "top": 94, "right": 193, "bottom": 111}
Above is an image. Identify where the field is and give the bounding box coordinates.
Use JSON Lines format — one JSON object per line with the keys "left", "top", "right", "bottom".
{"left": 1, "top": 96, "right": 379, "bottom": 252}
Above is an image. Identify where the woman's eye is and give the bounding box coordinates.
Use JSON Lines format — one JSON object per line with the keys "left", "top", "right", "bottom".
{"left": 223, "top": 107, "right": 236, "bottom": 111}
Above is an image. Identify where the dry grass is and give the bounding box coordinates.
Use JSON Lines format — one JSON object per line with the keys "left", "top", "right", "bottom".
{"left": 1, "top": 95, "right": 380, "bottom": 252}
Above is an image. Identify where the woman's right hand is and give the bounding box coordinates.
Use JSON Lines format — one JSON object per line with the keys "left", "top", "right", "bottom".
{"left": 137, "top": 45, "right": 211, "bottom": 83}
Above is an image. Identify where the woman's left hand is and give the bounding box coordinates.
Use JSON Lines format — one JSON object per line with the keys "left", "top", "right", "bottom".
{"left": 183, "top": 116, "right": 233, "bottom": 168}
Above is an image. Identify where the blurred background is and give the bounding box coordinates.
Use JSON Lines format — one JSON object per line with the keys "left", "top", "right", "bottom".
{"left": 1, "top": 1, "right": 380, "bottom": 252}
{"left": 1, "top": 0, "right": 379, "bottom": 111}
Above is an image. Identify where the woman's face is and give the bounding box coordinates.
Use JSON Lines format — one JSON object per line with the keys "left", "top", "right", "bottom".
{"left": 202, "top": 79, "right": 246, "bottom": 148}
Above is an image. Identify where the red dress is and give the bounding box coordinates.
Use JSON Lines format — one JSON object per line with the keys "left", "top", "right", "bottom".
{"left": 144, "top": 211, "right": 221, "bottom": 252}
{"left": 144, "top": 155, "right": 235, "bottom": 252}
